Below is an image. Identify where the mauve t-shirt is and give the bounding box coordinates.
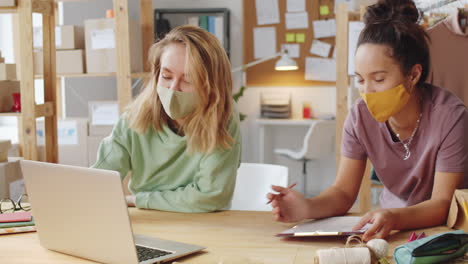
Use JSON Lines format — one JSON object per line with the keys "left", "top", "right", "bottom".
{"left": 342, "top": 84, "right": 468, "bottom": 208}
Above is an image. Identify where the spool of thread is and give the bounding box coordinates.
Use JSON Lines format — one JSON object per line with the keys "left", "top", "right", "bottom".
{"left": 366, "top": 239, "right": 389, "bottom": 259}
{"left": 314, "top": 247, "right": 371, "bottom": 264}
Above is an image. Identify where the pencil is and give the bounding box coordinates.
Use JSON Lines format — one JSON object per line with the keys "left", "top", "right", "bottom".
{"left": 266, "top": 182, "right": 297, "bottom": 204}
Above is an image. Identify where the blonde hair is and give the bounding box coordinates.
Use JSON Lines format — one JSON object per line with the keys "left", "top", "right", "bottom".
{"left": 126, "top": 25, "right": 234, "bottom": 154}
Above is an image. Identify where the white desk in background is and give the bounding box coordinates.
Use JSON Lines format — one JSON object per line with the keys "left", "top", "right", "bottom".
{"left": 255, "top": 118, "right": 321, "bottom": 163}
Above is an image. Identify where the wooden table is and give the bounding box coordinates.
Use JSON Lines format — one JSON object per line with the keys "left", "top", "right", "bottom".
{"left": 0, "top": 209, "right": 457, "bottom": 263}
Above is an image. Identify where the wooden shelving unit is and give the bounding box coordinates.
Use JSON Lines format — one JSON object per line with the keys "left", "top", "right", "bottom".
{"left": 1, "top": 0, "right": 59, "bottom": 162}
{"left": 48, "top": 0, "right": 154, "bottom": 114}
{"left": 335, "top": 3, "right": 375, "bottom": 213}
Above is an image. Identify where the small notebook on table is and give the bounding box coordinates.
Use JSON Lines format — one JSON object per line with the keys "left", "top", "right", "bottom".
{"left": 277, "top": 216, "right": 370, "bottom": 237}
{"left": 0, "top": 212, "right": 32, "bottom": 223}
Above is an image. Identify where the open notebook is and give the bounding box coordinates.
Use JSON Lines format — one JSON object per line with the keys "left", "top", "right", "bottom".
{"left": 277, "top": 216, "right": 371, "bottom": 237}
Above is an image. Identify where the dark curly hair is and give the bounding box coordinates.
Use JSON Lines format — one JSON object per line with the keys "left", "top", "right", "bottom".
{"left": 357, "top": 0, "right": 430, "bottom": 89}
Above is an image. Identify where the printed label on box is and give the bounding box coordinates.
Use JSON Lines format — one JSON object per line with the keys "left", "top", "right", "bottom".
{"left": 36, "top": 120, "right": 78, "bottom": 145}
{"left": 91, "top": 103, "right": 119, "bottom": 125}
{"left": 91, "top": 29, "right": 115, "bottom": 50}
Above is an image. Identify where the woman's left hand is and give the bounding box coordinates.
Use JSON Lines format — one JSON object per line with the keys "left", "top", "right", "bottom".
{"left": 126, "top": 195, "right": 136, "bottom": 207}
{"left": 352, "top": 208, "right": 399, "bottom": 241}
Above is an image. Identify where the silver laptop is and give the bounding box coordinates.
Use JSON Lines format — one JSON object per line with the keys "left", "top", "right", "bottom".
{"left": 20, "top": 160, "right": 205, "bottom": 264}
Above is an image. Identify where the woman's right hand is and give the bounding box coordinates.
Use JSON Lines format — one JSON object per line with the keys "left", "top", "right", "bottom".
{"left": 267, "top": 185, "right": 311, "bottom": 223}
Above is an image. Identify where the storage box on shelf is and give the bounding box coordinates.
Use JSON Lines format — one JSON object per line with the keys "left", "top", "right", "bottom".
{"left": 34, "top": 49, "right": 85, "bottom": 74}
{"left": 36, "top": 118, "right": 89, "bottom": 167}
{"left": 86, "top": 101, "right": 118, "bottom": 167}
{"left": 87, "top": 135, "right": 105, "bottom": 167}
{"left": 0, "top": 0, "right": 15, "bottom": 7}
{"left": 84, "top": 18, "right": 142, "bottom": 73}
{"left": 0, "top": 81, "right": 20, "bottom": 113}
{"left": 88, "top": 101, "right": 118, "bottom": 136}
{"left": 0, "top": 63, "right": 17, "bottom": 81}
{"left": 0, "top": 140, "right": 11, "bottom": 162}
{"left": 3, "top": 0, "right": 59, "bottom": 161}
{"left": 0, "top": 157, "right": 24, "bottom": 201}
{"left": 34, "top": 25, "right": 84, "bottom": 50}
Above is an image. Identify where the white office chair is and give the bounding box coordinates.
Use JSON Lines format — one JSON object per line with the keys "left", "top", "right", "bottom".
{"left": 274, "top": 120, "right": 336, "bottom": 195}
{"left": 228, "top": 163, "right": 288, "bottom": 211}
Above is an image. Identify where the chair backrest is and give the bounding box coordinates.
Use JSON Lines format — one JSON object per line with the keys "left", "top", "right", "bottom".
{"left": 229, "top": 163, "right": 288, "bottom": 211}
{"left": 302, "top": 120, "right": 336, "bottom": 160}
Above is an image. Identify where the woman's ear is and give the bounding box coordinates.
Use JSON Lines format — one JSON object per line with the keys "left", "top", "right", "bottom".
{"left": 409, "top": 64, "right": 422, "bottom": 86}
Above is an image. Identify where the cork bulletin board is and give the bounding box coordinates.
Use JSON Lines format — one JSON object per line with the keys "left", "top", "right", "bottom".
{"left": 243, "top": 0, "right": 337, "bottom": 86}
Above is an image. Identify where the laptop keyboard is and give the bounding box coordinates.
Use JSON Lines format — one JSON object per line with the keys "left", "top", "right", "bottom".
{"left": 136, "top": 245, "right": 172, "bottom": 262}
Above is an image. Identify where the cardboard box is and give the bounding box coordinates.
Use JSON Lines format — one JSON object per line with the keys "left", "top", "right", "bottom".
{"left": 36, "top": 118, "right": 89, "bottom": 167}
{"left": 0, "top": 63, "right": 17, "bottom": 80}
{"left": 447, "top": 189, "right": 468, "bottom": 232}
{"left": 88, "top": 101, "right": 118, "bottom": 136}
{"left": 8, "top": 143, "right": 19, "bottom": 157}
{"left": 34, "top": 49, "right": 85, "bottom": 75}
{"left": 87, "top": 135, "right": 106, "bottom": 167}
{"left": 0, "top": 157, "right": 24, "bottom": 201}
{"left": 0, "top": 80, "right": 20, "bottom": 112}
{"left": 0, "top": 0, "right": 15, "bottom": 7}
{"left": 0, "top": 140, "right": 11, "bottom": 162}
{"left": 34, "top": 25, "right": 84, "bottom": 50}
{"left": 84, "top": 18, "right": 142, "bottom": 73}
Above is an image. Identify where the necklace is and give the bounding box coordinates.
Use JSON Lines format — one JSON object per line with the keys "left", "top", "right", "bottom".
{"left": 394, "top": 113, "right": 422, "bottom": 161}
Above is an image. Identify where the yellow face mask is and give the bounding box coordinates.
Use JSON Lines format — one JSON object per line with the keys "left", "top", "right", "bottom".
{"left": 360, "top": 84, "right": 411, "bottom": 122}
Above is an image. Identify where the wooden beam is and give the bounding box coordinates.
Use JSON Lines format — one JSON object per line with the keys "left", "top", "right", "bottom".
{"left": 32, "top": 0, "right": 54, "bottom": 15}
{"left": 335, "top": 2, "right": 349, "bottom": 164}
{"left": 0, "top": 7, "right": 17, "bottom": 13}
{"left": 42, "top": 9, "right": 59, "bottom": 163}
{"left": 12, "top": 14, "right": 21, "bottom": 80}
{"left": 140, "top": 0, "right": 154, "bottom": 72}
{"left": 114, "top": 0, "right": 133, "bottom": 113}
{"left": 357, "top": 0, "right": 373, "bottom": 214}
{"left": 18, "top": 0, "right": 38, "bottom": 160}
{"left": 35, "top": 102, "right": 55, "bottom": 118}
{"left": 359, "top": 160, "right": 372, "bottom": 213}
{"left": 56, "top": 77, "right": 63, "bottom": 118}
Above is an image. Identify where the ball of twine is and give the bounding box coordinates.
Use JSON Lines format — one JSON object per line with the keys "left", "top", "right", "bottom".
{"left": 313, "top": 235, "right": 389, "bottom": 264}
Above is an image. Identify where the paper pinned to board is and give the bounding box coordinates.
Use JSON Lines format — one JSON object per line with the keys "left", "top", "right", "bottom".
{"left": 287, "top": 0, "right": 305, "bottom": 12}
{"left": 254, "top": 27, "right": 277, "bottom": 59}
{"left": 277, "top": 216, "right": 370, "bottom": 237}
{"left": 255, "top": 0, "right": 280, "bottom": 25}
{"left": 286, "top": 33, "right": 296, "bottom": 42}
{"left": 296, "top": 33, "right": 306, "bottom": 43}
{"left": 305, "top": 57, "right": 336, "bottom": 82}
{"left": 312, "top": 19, "right": 336, "bottom": 38}
{"left": 282, "top": 44, "right": 300, "bottom": 58}
{"left": 285, "top": 12, "right": 309, "bottom": 30}
{"left": 310, "top": 40, "right": 332, "bottom": 57}
{"left": 320, "top": 5, "right": 330, "bottom": 16}
{"left": 348, "top": 21, "right": 365, "bottom": 76}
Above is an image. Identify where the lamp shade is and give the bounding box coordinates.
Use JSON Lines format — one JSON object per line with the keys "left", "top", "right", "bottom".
{"left": 275, "top": 53, "right": 298, "bottom": 71}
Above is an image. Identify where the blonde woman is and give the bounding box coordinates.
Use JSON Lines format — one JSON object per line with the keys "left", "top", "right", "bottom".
{"left": 92, "top": 25, "right": 241, "bottom": 213}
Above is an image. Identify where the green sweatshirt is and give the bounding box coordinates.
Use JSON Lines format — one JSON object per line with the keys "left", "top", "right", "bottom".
{"left": 92, "top": 108, "right": 241, "bottom": 213}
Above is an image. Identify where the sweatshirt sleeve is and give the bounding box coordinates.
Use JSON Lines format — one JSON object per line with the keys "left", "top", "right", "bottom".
{"left": 135, "top": 111, "right": 242, "bottom": 213}
{"left": 91, "top": 118, "right": 132, "bottom": 180}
